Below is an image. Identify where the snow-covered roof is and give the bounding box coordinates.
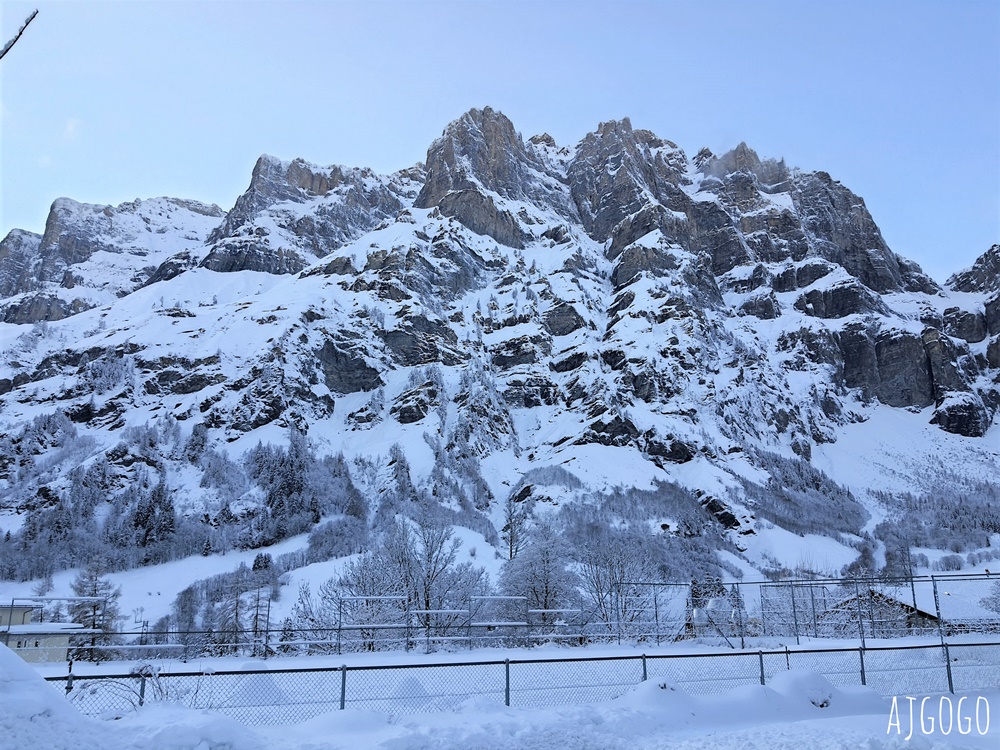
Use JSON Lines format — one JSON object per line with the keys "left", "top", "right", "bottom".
{"left": 4, "top": 622, "right": 98, "bottom": 635}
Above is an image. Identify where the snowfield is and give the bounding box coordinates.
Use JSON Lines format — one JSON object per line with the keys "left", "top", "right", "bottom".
{"left": 3, "top": 644, "right": 997, "bottom": 750}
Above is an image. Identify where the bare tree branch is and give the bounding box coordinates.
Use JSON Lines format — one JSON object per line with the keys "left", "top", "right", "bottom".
{"left": 0, "top": 9, "right": 38, "bottom": 63}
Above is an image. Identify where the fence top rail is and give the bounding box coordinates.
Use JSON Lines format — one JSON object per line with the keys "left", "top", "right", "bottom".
{"left": 340, "top": 596, "right": 407, "bottom": 602}
{"left": 627, "top": 572, "right": 1000, "bottom": 587}
{"left": 333, "top": 622, "right": 409, "bottom": 629}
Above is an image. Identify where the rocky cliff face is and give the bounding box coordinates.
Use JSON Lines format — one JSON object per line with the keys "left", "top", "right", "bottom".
{"left": 200, "top": 155, "right": 419, "bottom": 274}
{"left": 0, "top": 197, "right": 224, "bottom": 323}
{"left": 948, "top": 244, "right": 1000, "bottom": 295}
{"left": 0, "top": 108, "right": 997, "bottom": 570}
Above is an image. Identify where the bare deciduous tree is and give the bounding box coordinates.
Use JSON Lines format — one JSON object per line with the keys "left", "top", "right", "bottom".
{"left": 0, "top": 9, "right": 38, "bottom": 63}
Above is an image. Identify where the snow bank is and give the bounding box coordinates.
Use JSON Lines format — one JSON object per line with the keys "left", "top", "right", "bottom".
{"left": 3, "top": 643, "right": 996, "bottom": 749}
{"left": 0, "top": 643, "right": 116, "bottom": 749}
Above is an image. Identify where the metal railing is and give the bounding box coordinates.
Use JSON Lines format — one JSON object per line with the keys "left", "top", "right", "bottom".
{"left": 44, "top": 639, "right": 1000, "bottom": 725}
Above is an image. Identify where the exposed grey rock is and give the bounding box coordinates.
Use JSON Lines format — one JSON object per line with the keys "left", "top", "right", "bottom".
{"left": 379, "top": 315, "right": 465, "bottom": 367}
{"left": 0, "top": 197, "right": 223, "bottom": 322}
{"left": 203, "top": 155, "right": 409, "bottom": 274}
{"left": 576, "top": 414, "right": 641, "bottom": 447}
{"left": 491, "top": 335, "right": 549, "bottom": 369}
{"left": 739, "top": 291, "right": 781, "bottom": 319}
{"left": 0, "top": 229, "right": 43, "bottom": 298}
{"left": 896, "top": 255, "right": 941, "bottom": 295}
{"left": 947, "top": 244, "right": 1000, "bottom": 294}
{"left": 611, "top": 239, "right": 680, "bottom": 289}
{"left": 569, "top": 117, "right": 686, "bottom": 241}
{"left": 416, "top": 107, "right": 538, "bottom": 208}
{"left": 2, "top": 294, "right": 89, "bottom": 324}
{"left": 930, "top": 392, "right": 991, "bottom": 437}
{"left": 201, "top": 240, "right": 311, "bottom": 275}
{"left": 704, "top": 226, "right": 752, "bottom": 276}
{"left": 837, "top": 324, "right": 938, "bottom": 408}
{"left": 145, "top": 250, "right": 201, "bottom": 286}
{"left": 794, "top": 281, "right": 889, "bottom": 319}
{"left": 921, "top": 328, "right": 971, "bottom": 399}
{"left": 314, "top": 339, "right": 382, "bottom": 394}
{"left": 702, "top": 142, "right": 790, "bottom": 186}
{"left": 413, "top": 107, "right": 574, "bottom": 246}
{"left": 544, "top": 302, "right": 587, "bottom": 337}
{"left": 986, "top": 294, "right": 1000, "bottom": 336}
{"left": 725, "top": 263, "right": 771, "bottom": 294}
{"left": 796, "top": 260, "right": 836, "bottom": 289}
{"left": 874, "top": 329, "right": 934, "bottom": 407}
{"left": 790, "top": 172, "right": 930, "bottom": 293}
{"left": 778, "top": 328, "right": 843, "bottom": 372}
{"left": 644, "top": 430, "right": 696, "bottom": 463}
{"left": 502, "top": 376, "right": 560, "bottom": 408}
{"left": 987, "top": 335, "right": 1000, "bottom": 368}
{"left": 436, "top": 190, "right": 527, "bottom": 248}
{"left": 550, "top": 351, "right": 588, "bottom": 372}
{"left": 942, "top": 307, "right": 987, "bottom": 343}
{"left": 390, "top": 381, "right": 439, "bottom": 424}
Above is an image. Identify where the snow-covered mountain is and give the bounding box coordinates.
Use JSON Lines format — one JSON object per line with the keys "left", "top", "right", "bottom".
{"left": 1, "top": 107, "right": 997, "bottom": 596}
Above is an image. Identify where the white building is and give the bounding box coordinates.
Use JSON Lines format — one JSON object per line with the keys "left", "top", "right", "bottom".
{"left": 1, "top": 604, "right": 96, "bottom": 663}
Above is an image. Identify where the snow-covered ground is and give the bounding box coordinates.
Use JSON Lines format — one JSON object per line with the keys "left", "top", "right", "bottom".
{"left": 3, "top": 643, "right": 996, "bottom": 749}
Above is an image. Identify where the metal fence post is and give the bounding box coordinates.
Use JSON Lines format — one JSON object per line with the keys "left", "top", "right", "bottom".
{"left": 930, "top": 576, "right": 955, "bottom": 693}
{"left": 504, "top": 659, "right": 511, "bottom": 707}
{"left": 337, "top": 599, "right": 343, "bottom": 656}
{"left": 735, "top": 583, "right": 746, "bottom": 650}
{"left": 858, "top": 646, "right": 866, "bottom": 686}
{"left": 789, "top": 582, "right": 800, "bottom": 646}
{"left": 340, "top": 665, "right": 347, "bottom": 710}
{"left": 138, "top": 674, "right": 146, "bottom": 707}
{"left": 467, "top": 596, "right": 473, "bottom": 651}
{"left": 653, "top": 588, "right": 661, "bottom": 647}
{"left": 641, "top": 653, "right": 648, "bottom": 682}
{"left": 809, "top": 584, "right": 818, "bottom": 639}
{"left": 760, "top": 584, "right": 767, "bottom": 637}
{"left": 758, "top": 650, "right": 765, "bottom": 685}
{"left": 524, "top": 599, "right": 531, "bottom": 648}
{"left": 853, "top": 578, "right": 866, "bottom": 648}
{"left": 943, "top": 642, "right": 955, "bottom": 694}
{"left": 65, "top": 672, "right": 74, "bottom": 697}
{"left": 931, "top": 576, "right": 946, "bottom": 644}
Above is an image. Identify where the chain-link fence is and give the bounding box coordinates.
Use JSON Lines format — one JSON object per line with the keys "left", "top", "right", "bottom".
{"left": 44, "top": 640, "right": 1000, "bottom": 725}
{"left": 12, "top": 573, "right": 1000, "bottom": 664}
{"left": 680, "top": 573, "right": 1000, "bottom": 646}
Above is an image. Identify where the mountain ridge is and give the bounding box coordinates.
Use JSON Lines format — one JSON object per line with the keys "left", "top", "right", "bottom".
{"left": 0, "top": 106, "right": 997, "bottom": 590}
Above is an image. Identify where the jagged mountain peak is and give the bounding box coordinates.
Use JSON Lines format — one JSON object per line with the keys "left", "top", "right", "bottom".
{"left": 0, "top": 195, "right": 224, "bottom": 323}
{"left": 947, "top": 244, "right": 1000, "bottom": 295}
{"left": 416, "top": 106, "right": 537, "bottom": 207}
{"left": 198, "top": 152, "right": 415, "bottom": 276}
{"left": 588, "top": 116, "right": 681, "bottom": 153}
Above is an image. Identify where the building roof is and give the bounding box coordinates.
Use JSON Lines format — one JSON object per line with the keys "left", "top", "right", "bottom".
{"left": 5, "top": 623, "right": 101, "bottom": 635}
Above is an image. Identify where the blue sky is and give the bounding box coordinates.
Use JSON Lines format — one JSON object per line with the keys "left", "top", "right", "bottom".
{"left": 1, "top": 0, "right": 997, "bottom": 283}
